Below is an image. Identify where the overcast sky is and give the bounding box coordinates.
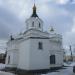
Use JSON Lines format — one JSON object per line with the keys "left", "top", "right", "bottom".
{"left": 0, "top": 0, "right": 75, "bottom": 52}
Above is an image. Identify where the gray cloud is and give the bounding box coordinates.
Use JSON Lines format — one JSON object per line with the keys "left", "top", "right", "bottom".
{"left": 0, "top": 6, "right": 25, "bottom": 39}
{"left": 0, "top": 0, "right": 75, "bottom": 47}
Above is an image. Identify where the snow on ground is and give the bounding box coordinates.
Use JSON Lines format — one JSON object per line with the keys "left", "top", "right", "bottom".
{"left": 70, "top": 62, "right": 75, "bottom": 66}
{"left": 42, "top": 62, "right": 75, "bottom": 75}
{"left": 64, "top": 62, "right": 75, "bottom": 67}
{"left": 0, "top": 71, "right": 15, "bottom": 75}
{"left": 0, "top": 64, "right": 15, "bottom": 75}
{"left": 0, "top": 62, "right": 75, "bottom": 75}
{"left": 0, "top": 63, "right": 5, "bottom": 70}
{"left": 41, "top": 67, "right": 74, "bottom": 75}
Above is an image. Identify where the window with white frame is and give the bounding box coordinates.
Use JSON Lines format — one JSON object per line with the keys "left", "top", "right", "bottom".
{"left": 38, "top": 42, "right": 43, "bottom": 50}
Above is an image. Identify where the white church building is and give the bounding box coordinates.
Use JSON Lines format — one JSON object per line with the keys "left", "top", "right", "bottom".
{"left": 5, "top": 4, "right": 64, "bottom": 72}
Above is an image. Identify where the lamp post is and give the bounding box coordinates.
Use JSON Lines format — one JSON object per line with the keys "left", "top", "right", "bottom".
{"left": 69, "top": 45, "right": 73, "bottom": 61}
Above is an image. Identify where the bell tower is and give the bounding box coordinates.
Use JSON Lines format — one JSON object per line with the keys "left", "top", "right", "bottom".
{"left": 25, "top": 2, "right": 43, "bottom": 31}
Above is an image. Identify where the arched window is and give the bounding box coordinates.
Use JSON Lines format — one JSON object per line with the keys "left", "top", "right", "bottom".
{"left": 38, "top": 42, "right": 43, "bottom": 49}
{"left": 39, "top": 23, "right": 41, "bottom": 28}
{"left": 8, "top": 56, "right": 10, "bottom": 64}
{"left": 50, "top": 55, "right": 55, "bottom": 64}
{"left": 32, "top": 22, "right": 34, "bottom": 27}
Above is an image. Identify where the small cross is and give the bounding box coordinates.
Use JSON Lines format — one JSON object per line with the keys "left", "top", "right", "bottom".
{"left": 34, "top": 0, "right": 36, "bottom": 5}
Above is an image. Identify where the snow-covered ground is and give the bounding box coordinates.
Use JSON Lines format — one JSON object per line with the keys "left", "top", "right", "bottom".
{"left": 41, "top": 67, "right": 74, "bottom": 75}
{"left": 64, "top": 62, "right": 75, "bottom": 67}
{"left": 0, "top": 63, "right": 75, "bottom": 75}
{"left": 0, "top": 63, "right": 5, "bottom": 70}
{"left": 0, "top": 64, "right": 15, "bottom": 75}
{"left": 70, "top": 62, "right": 75, "bottom": 66}
{"left": 0, "top": 71, "right": 15, "bottom": 75}
{"left": 41, "top": 62, "right": 75, "bottom": 75}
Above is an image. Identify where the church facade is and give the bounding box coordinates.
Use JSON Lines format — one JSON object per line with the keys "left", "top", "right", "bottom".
{"left": 5, "top": 4, "right": 64, "bottom": 71}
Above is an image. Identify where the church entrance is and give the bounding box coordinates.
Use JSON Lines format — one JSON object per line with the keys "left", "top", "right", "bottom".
{"left": 50, "top": 55, "right": 55, "bottom": 64}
